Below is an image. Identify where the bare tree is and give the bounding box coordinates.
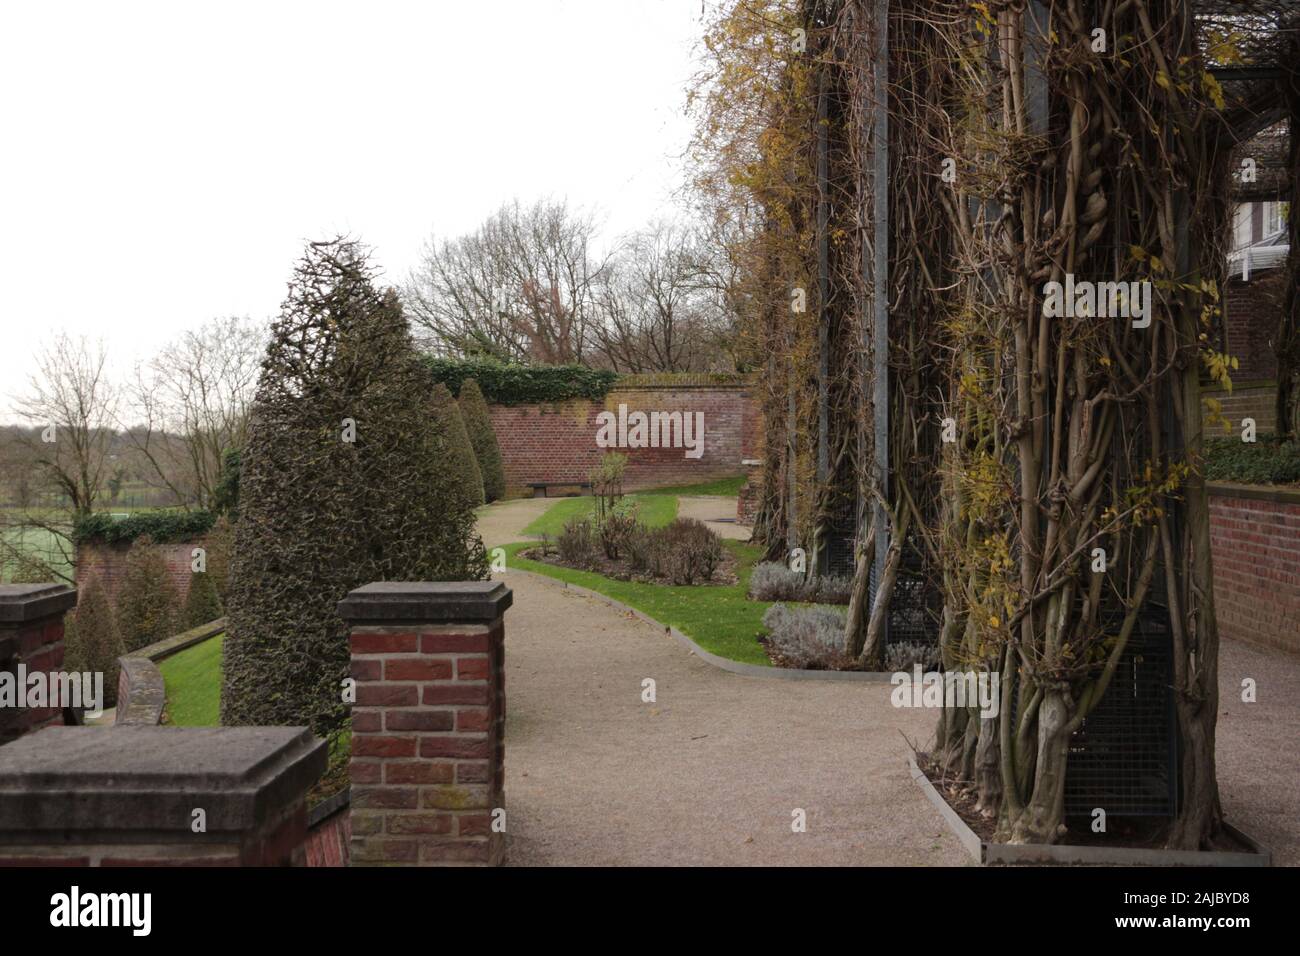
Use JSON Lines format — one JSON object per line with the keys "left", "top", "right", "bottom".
{"left": 2, "top": 335, "right": 121, "bottom": 581}
{"left": 125, "top": 316, "right": 265, "bottom": 510}
{"left": 592, "top": 220, "right": 734, "bottom": 372}
{"left": 404, "top": 198, "right": 611, "bottom": 363}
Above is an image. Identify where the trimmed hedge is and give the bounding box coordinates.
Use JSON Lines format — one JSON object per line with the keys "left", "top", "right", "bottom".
{"left": 182, "top": 567, "right": 223, "bottom": 629}
{"left": 115, "top": 535, "right": 181, "bottom": 652}
{"left": 458, "top": 378, "right": 506, "bottom": 502}
{"left": 73, "top": 510, "right": 216, "bottom": 546}
{"left": 1203, "top": 436, "right": 1300, "bottom": 486}
{"left": 64, "top": 574, "right": 125, "bottom": 708}
{"left": 424, "top": 357, "right": 618, "bottom": 405}
{"left": 430, "top": 383, "right": 485, "bottom": 509}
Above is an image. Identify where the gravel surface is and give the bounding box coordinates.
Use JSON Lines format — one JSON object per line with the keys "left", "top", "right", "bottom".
{"left": 675, "top": 495, "right": 752, "bottom": 540}
{"left": 480, "top": 498, "right": 1300, "bottom": 866}
{"left": 500, "top": 571, "right": 968, "bottom": 866}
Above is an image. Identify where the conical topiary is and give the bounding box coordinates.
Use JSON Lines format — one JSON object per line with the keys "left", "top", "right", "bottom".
{"left": 204, "top": 515, "right": 234, "bottom": 606}
{"left": 458, "top": 378, "right": 506, "bottom": 501}
{"left": 64, "top": 574, "right": 125, "bottom": 709}
{"left": 182, "top": 566, "right": 223, "bottom": 628}
{"left": 220, "top": 239, "right": 488, "bottom": 737}
{"left": 431, "top": 383, "right": 485, "bottom": 509}
{"left": 115, "top": 535, "right": 180, "bottom": 652}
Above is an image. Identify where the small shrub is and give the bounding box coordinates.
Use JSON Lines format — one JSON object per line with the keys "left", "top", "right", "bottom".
{"left": 182, "top": 567, "right": 223, "bottom": 629}
{"left": 599, "top": 505, "right": 639, "bottom": 560}
{"left": 64, "top": 575, "right": 125, "bottom": 709}
{"left": 655, "top": 518, "right": 723, "bottom": 585}
{"left": 625, "top": 524, "right": 654, "bottom": 573}
{"left": 883, "top": 640, "right": 941, "bottom": 672}
{"left": 557, "top": 517, "right": 598, "bottom": 569}
{"left": 748, "top": 561, "right": 804, "bottom": 601}
{"left": 115, "top": 534, "right": 180, "bottom": 652}
{"left": 748, "top": 561, "right": 852, "bottom": 605}
{"left": 761, "top": 603, "right": 851, "bottom": 669}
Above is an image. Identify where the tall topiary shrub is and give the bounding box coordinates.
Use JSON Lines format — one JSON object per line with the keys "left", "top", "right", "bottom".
{"left": 431, "top": 383, "right": 484, "bottom": 509}
{"left": 457, "top": 378, "right": 506, "bottom": 501}
{"left": 64, "top": 575, "right": 125, "bottom": 709}
{"left": 115, "top": 535, "right": 180, "bottom": 652}
{"left": 204, "top": 515, "right": 234, "bottom": 606}
{"left": 182, "top": 567, "right": 223, "bottom": 628}
{"left": 221, "top": 239, "right": 488, "bottom": 736}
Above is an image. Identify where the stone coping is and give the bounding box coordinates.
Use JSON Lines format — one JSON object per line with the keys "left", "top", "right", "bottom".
{"left": 1206, "top": 480, "right": 1300, "bottom": 505}
{"left": 338, "top": 581, "right": 513, "bottom": 624}
{"left": 307, "top": 787, "right": 351, "bottom": 828}
{"left": 116, "top": 658, "right": 166, "bottom": 726}
{"left": 130, "top": 616, "right": 226, "bottom": 663}
{"left": 907, "top": 753, "right": 1271, "bottom": 867}
{"left": 0, "top": 584, "right": 78, "bottom": 624}
{"left": 0, "top": 726, "right": 326, "bottom": 836}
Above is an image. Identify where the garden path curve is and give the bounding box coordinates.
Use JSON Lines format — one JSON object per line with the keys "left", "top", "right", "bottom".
{"left": 481, "top": 498, "right": 969, "bottom": 866}
{"left": 478, "top": 499, "right": 1300, "bottom": 866}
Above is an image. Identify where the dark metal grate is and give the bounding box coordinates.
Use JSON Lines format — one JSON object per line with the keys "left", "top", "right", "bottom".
{"left": 1064, "top": 604, "right": 1179, "bottom": 818}
{"left": 825, "top": 520, "right": 857, "bottom": 578}
{"left": 885, "top": 539, "right": 941, "bottom": 646}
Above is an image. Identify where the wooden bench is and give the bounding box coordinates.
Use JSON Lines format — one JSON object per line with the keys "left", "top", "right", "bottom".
{"left": 526, "top": 481, "right": 593, "bottom": 499}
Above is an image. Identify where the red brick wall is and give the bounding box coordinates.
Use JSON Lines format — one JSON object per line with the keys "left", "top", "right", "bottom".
{"left": 75, "top": 539, "right": 202, "bottom": 609}
{"left": 0, "top": 610, "right": 68, "bottom": 745}
{"left": 488, "top": 380, "right": 760, "bottom": 495}
{"left": 304, "top": 807, "right": 351, "bottom": 867}
{"left": 1209, "top": 484, "right": 1300, "bottom": 656}
{"left": 1223, "top": 273, "right": 1283, "bottom": 382}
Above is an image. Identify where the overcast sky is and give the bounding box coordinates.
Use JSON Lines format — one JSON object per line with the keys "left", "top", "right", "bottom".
{"left": 0, "top": 0, "right": 702, "bottom": 420}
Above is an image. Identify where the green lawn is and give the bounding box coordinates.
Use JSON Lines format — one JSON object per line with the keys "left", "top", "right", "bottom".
{"left": 522, "top": 493, "right": 679, "bottom": 538}
{"left": 638, "top": 475, "right": 747, "bottom": 497}
{"left": 504, "top": 539, "right": 772, "bottom": 665}
{"left": 0, "top": 524, "right": 72, "bottom": 581}
{"left": 158, "top": 635, "right": 224, "bottom": 726}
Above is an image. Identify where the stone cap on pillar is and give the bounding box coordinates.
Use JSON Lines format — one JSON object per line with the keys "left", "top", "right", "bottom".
{"left": 0, "top": 726, "right": 326, "bottom": 836}
{"left": 337, "top": 581, "right": 513, "bottom": 625}
{"left": 0, "top": 584, "right": 77, "bottom": 625}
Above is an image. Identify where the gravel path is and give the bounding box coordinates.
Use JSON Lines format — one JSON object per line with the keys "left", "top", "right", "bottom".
{"left": 500, "top": 571, "right": 968, "bottom": 866}
{"left": 479, "top": 498, "right": 1300, "bottom": 866}
{"left": 675, "top": 495, "right": 752, "bottom": 540}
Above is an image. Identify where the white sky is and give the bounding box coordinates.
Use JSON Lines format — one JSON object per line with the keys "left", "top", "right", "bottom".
{"left": 0, "top": 0, "right": 703, "bottom": 420}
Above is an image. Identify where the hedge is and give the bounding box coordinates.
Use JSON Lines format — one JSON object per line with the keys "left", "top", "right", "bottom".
{"left": 424, "top": 357, "right": 618, "bottom": 405}
{"left": 1203, "top": 436, "right": 1300, "bottom": 486}
{"left": 73, "top": 510, "right": 217, "bottom": 546}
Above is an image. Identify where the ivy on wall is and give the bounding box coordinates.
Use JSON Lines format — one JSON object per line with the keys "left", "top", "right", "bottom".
{"left": 1204, "top": 436, "right": 1300, "bottom": 486}
{"left": 424, "top": 357, "right": 618, "bottom": 405}
{"left": 73, "top": 510, "right": 216, "bottom": 546}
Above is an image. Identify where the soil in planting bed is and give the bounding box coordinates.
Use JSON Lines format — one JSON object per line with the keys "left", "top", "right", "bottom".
{"left": 518, "top": 545, "right": 739, "bottom": 587}
{"left": 915, "top": 752, "right": 1257, "bottom": 855}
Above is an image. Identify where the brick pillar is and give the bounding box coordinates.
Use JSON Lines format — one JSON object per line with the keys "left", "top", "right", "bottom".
{"left": 338, "top": 581, "right": 511, "bottom": 866}
{"left": 0, "top": 584, "right": 77, "bottom": 746}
